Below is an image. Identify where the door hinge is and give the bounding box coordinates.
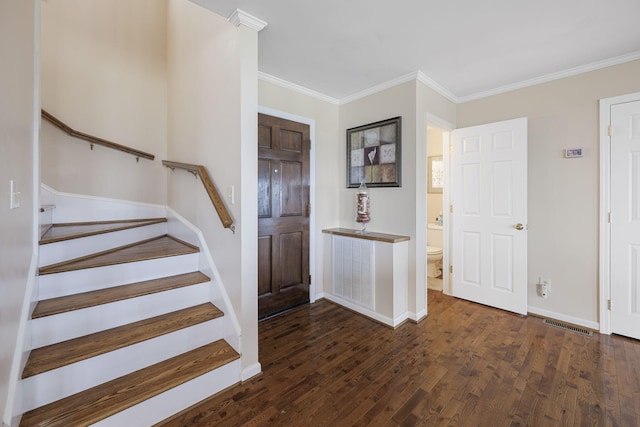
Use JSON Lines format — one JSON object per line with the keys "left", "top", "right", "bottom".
{"left": 608, "top": 212, "right": 612, "bottom": 223}
{"left": 450, "top": 142, "right": 453, "bottom": 153}
{"left": 449, "top": 265, "right": 453, "bottom": 274}
{"left": 608, "top": 299, "right": 612, "bottom": 311}
{"left": 449, "top": 205, "right": 453, "bottom": 214}
{"left": 608, "top": 125, "right": 612, "bottom": 137}
{"left": 309, "top": 274, "right": 312, "bottom": 284}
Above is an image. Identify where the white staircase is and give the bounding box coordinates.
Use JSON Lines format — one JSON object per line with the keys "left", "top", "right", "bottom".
{"left": 19, "top": 198, "right": 241, "bottom": 426}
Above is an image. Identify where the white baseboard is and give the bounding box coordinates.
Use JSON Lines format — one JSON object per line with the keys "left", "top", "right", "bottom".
{"left": 409, "top": 309, "right": 427, "bottom": 323}
{"left": 527, "top": 306, "right": 599, "bottom": 330}
{"left": 241, "top": 363, "right": 262, "bottom": 381}
{"left": 322, "top": 294, "right": 408, "bottom": 328}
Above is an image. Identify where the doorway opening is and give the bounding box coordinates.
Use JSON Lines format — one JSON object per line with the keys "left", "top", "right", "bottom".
{"left": 425, "top": 116, "right": 453, "bottom": 301}
{"left": 426, "top": 126, "right": 446, "bottom": 293}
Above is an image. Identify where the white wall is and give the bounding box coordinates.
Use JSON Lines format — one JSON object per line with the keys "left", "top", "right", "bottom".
{"left": 258, "top": 80, "right": 340, "bottom": 296}
{"left": 40, "top": 0, "right": 168, "bottom": 204}
{"left": 166, "top": 0, "right": 259, "bottom": 376}
{"left": 0, "top": 0, "right": 37, "bottom": 424}
{"left": 457, "top": 59, "right": 640, "bottom": 326}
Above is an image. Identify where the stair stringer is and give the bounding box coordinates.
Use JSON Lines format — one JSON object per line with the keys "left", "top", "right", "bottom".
{"left": 3, "top": 254, "right": 38, "bottom": 427}
{"left": 166, "top": 207, "right": 242, "bottom": 354}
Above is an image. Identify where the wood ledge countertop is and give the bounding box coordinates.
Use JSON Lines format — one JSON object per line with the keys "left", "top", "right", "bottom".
{"left": 322, "top": 228, "right": 410, "bottom": 243}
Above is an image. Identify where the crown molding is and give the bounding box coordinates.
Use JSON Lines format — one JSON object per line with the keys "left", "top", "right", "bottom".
{"left": 258, "top": 50, "right": 640, "bottom": 107}
{"left": 339, "top": 71, "right": 420, "bottom": 105}
{"left": 457, "top": 50, "right": 640, "bottom": 103}
{"left": 258, "top": 72, "right": 340, "bottom": 105}
{"left": 416, "top": 71, "right": 460, "bottom": 104}
{"left": 227, "top": 9, "right": 267, "bottom": 31}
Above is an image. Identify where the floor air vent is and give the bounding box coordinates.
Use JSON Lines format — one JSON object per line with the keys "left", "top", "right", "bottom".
{"left": 543, "top": 319, "right": 594, "bottom": 336}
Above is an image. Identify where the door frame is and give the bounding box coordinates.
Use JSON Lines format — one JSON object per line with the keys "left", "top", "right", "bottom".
{"left": 257, "top": 106, "right": 317, "bottom": 302}
{"left": 599, "top": 91, "right": 640, "bottom": 335}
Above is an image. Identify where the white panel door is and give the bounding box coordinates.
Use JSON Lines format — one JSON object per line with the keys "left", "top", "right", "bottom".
{"left": 452, "top": 118, "right": 528, "bottom": 314}
{"left": 610, "top": 100, "right": 640, "bottom": 340}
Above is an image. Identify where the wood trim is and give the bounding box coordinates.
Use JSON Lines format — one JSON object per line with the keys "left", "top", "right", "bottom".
{"left": 23, "top": 303, "right": 223, "bottom": 378}
{"left": 21, "top": 340, "right": 238, "bottom": 427}
{"left": 41, "top": 109, "right": 155, "bottom": 161}
{"left": 322, "top": 227, "right": 410, "bottom": 243}
{"left": 162, "top": 160, "right": 235, "bottom": 233}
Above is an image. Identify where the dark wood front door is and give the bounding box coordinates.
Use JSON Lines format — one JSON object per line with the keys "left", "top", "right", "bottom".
{"left": 258, "top": 113, "right": 310, "bottom": 319}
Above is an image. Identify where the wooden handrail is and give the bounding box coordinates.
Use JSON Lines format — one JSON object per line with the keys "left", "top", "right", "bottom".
{"left": 162, "top": 160, "right": 235, "bottom": 233}
{"left": 41, "top": 109, "right": 155, "bottom": 161}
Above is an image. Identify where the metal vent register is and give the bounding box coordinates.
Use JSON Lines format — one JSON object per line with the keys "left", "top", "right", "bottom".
{"left": 543, "top": 319, "right": 594, "bottom": 337}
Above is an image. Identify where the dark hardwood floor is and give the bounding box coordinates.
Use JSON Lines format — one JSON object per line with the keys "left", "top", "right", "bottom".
{"left": 157, "top": 290, "right": 640, "bottom": 426}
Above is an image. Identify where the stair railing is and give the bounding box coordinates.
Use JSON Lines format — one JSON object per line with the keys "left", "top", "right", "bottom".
{"left": 41, "top": 109, "right": 155, "bottom": 162}
{"left": 162, "top": 160, "right": 235, "bottom": 234}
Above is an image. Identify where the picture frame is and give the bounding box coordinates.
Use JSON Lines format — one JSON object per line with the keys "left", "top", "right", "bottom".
{"left": 346, "top": 116, "right": 401, "bottom": 188}
{"left": 428, "top": 156, "right": 443, "bottom": 193}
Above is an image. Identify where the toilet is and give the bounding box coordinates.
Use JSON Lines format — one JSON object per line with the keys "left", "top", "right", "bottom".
{"left": 427, "top": 223, "right": 443, "bottom": 278}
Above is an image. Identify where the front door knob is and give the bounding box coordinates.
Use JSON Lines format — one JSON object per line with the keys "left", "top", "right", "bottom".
{"left": 515, "top": 223, "right": 524, "bottom": 230}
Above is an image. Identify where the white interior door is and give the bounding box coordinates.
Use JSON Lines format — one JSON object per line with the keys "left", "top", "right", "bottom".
{"left": 452, "top": 118, "right": 528, "bottom": 315}
{"left": 610, "top": 99, "right": 640, "bottom": 340}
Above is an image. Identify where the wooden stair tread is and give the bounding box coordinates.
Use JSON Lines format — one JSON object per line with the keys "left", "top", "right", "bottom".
{"left": 23, "top": 303, "right": 223, "bottom": 378}
{"left": 40, "top": 218, "right": 167, "bottom": 245}
{"left": 20, "top": 339, "right": 239, "bottom": 427}
{"left": 32, "top": 272, "right": 211, "bottom": 319}
{"left": 38, "top": 235, "right": 198, "bottom": 275}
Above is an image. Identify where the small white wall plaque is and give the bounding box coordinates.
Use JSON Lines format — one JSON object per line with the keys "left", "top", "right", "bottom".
{"left": 564, "top": 148, "right": 583, "bottom": 158}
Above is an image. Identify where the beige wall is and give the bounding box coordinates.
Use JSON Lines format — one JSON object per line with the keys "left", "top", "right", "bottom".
{"left": 258, "top": 80, "right": 340, "bottom": 295}
{"left": 457, "top": 59, "right": 640, "bottom": 325}
{"left": 0, "top": 0, "right": 37, "bottom": 423}
{"left": 339, "top": 82, "right": 420, "bottom": 315}
{"left": 260, "top": 79, "right": 457, "bottom": 319}
{"left": 40, "top": 0, "right": 168, "bottom": 204}
{"left": 339, "top": 81, "right": 456, "bottom": 318}
{"left": 167, "top": 0, "right": 259, "bottom": 374}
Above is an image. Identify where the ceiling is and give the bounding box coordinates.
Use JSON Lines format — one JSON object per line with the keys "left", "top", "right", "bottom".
{"left": 193, "top": 0, "right": 640, "bottom": 103}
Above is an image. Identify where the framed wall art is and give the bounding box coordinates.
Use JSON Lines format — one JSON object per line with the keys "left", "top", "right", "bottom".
{"left": 346, "top": 116, "right": 401, "bottom": 188}
{"left": 428, "top": 156, "right": 443, "bottom": 193}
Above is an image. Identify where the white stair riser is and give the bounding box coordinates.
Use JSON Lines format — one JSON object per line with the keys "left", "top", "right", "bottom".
{"left": 44, "top": 188, "right": 166, "bottom": 223}
{"left": 39, "top": 223, "right": 168, "bottom": 266}
{"left": 31, "top": 282, "right": 212, "bottom": 348}
{"left": 37, "top": 253, "right": 199, "bottom": 299}
{"left": 93, "top": 360, "right": 241, "bottom": 427}
{"left": 22, "top": 318, "right": 228, "bottom": 412}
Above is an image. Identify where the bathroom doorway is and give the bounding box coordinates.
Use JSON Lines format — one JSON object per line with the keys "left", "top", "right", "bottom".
{"left": 426, "top": 120, "right": 452, "bottom": 295}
